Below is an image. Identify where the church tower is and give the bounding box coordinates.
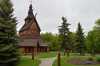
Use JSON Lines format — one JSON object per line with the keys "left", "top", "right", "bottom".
{"left": 19, "top": 4, "right": 41, "bottom": 54}
{"left": 19, "top": 4, "right": 41, "bottom": 39}
{"left": 19, "top": 4, "right": 49, "bottom": 54}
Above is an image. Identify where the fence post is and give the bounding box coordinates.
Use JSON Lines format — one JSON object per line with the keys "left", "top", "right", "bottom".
{"left": 32, "top": 48, "right": 34, "bottom": 60}
{"left": 57, "top": 52, "right": 61, "bottom": 66}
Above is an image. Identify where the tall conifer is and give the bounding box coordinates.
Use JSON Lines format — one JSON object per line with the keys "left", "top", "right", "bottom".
{"left": 0, "top": 0, "right": 19, "bottom": 66}
{"left": 75, "top": 23, "right": 85, "bottom": 55}
{"left": 58, "top": 17, "right": 71, "bottom": 56}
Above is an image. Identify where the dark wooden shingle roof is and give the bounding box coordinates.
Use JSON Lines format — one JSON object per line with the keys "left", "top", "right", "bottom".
{"left": 19, "top": 4, "right": 41, "bottom": 32}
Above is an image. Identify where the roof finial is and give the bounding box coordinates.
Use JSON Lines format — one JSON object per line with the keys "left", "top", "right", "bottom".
{"left": 29, "top": 0, "right": 32, "bottom": 5}
{"left": 28, "top": 0, "right": 34, "bottom": 17}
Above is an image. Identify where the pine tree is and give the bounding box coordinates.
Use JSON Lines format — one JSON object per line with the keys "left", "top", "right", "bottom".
{"left": 75, "top": 23, "right": 85, "bottom": 55}
{"left": 0, "top": 0, "right": 19, "bottom": 66}
{"left": 86, "top": 19, "right": 100, "bottom": 56}
{"left": 58, "top": 17, "right": 71, "bottom": 56}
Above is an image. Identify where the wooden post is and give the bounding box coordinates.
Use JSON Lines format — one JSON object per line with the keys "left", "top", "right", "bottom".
{"left": 32, "top": 48, "right": 34, "bottom": 60}
{"left": 57, "top": 52, "right": 61, "bottom": 66}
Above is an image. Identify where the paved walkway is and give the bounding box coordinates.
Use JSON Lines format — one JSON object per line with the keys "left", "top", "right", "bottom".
{"left": 39, "top": 57, "right": 56, "bottom": 66}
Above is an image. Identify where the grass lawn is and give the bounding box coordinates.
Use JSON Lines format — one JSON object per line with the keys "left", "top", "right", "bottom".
{"left": 17, "top": 51, "right": 57, "bottom": 66}
{"left": 53, "top": 55, "right": 100, "bottom": 66}
{"left": 17, "top": 57, "right": 40, "bottom": 66}
{"left": 37, "top": 52, "right": 57, "bottom": 58}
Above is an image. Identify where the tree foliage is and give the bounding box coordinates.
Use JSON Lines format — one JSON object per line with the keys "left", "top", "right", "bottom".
{"left": 0, "top": 0, "right": 19, "bottom": 66}
{"left": 58, "top": 17, "right": 71, "bottom": 49}
{"left": 75, "top": 23, "right": 85, "bottom": 55}
{"left": 86, "top": 19, "right": 100, "bottom": 55}
{"left": 41, "top": 32, "right": 60, "bottom": 51}
{"left": 69, "top": 32, "right": 76, "bottom": 52}
{"left": 58, "top": 17, "right": 71, "bottom": 56}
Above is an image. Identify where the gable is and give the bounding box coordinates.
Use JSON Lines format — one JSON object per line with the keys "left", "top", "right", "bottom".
{"left": 19, "top": 18, "right": 41, "bottom": 39}
{"left": 30, "top": 22, "right": 40, "bottom": 34}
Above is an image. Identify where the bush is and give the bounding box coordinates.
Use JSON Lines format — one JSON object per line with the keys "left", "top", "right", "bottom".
{"left": 87, "top": 57, "right": 94, "bottom": 61}
{"left": 96, "top": 56, "right": 100, "bottom": 62}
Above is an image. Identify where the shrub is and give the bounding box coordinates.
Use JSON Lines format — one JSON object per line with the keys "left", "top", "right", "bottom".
{"left": 87, "top": 57, "right": 94, "bottom": 61}
{"left": 96, "top": 56, "right": 100, "bottom": 62}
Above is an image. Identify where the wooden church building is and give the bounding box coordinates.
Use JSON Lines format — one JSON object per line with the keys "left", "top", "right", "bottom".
{"left": 19, "top": 4, "right": 49, "bottom": 55}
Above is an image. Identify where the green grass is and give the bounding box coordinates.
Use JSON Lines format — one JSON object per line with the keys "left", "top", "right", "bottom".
{"left": 53, "top": 55, "right": 100, "bottom": 66}
{"left": 17, "top": 57, "right": 40, "bottom": 66}
{"left": 17, "top": 52, "right": 57, "bottom": 66}
{"left": 37, "top": 52, "right": 57, "bottom": 58}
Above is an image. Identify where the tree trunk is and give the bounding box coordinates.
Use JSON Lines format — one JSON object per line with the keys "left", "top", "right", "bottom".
{"left": 67, "top": 50, "right": 70, "bottom": 56}
{"left": 64, "top": 49, "right": 66, "bottom": 56}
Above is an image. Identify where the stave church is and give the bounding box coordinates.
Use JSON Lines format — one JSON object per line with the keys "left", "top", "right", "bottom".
{"left": 19, "top": 4, "right": 49, "bottom": 55}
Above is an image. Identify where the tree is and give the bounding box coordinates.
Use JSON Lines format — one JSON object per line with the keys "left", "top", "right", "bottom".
{"left": 58, "top": 17, "right": 71, "bottom": 56}
{"left": 41, "top": 32, "right": 53, "bottom": 43}
{"left": 69, "top": 32, "right": 76, "bottom": 52}
{"left": 49, "top": 34, "right": 60, "bottom": 51}
{"left": 0, "top": 0, "right": 19, "bottom": 66}
{"left": 86, "top": 31, "right": 96, "bottom": 56}
{"left": 94, "top": 19, "right": 100, "bottom": 53}
{"left": 41, "top": 32, "right": 60, "bottom": 51}
{"left": 86, "top": 19, "right": 100, "bottom": 55}
{"left": 75, "top": 23, "right": 85, "bottom": 55}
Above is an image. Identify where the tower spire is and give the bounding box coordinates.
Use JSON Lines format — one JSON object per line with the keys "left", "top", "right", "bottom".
{"left": 28, "top": 0, "right": 34, "bottom": 18}
{"left": 29, "top": 0, "right": 32, "bottom": 5}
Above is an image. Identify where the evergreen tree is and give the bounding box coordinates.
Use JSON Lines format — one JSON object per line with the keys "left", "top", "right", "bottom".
{"left": 0, "top": 0, "right": 19, "bottom": 66}
{"left": 94, "top": 19, "right": 100, "bottom": 53}
{"left": 86, "top": 31, "right": 96, "bottom": 56}
{"left": 86, "top": 19, "right": 100, "bottom": 56}
{"left": 58, "top": 17, "right": 71, "bottom": 56}
{"left": 69, "top": 32, "right": 76, "bottom": 52}
{"left": 75, "top": 23, "right": 85, "bottom": 55}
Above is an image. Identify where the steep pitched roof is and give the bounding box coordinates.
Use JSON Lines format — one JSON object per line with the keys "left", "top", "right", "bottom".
{"left": 19, "top": 39, "right": 48, "bottom": 47}
{"left": 19, "top": 39, "right": 38, "bottom": 47}
{"left": 19, "top": 4, "right": 41, "bottom": 32}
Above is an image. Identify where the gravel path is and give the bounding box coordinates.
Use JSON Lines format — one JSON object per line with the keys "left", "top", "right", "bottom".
{"left": 39, "top": 57, "right": 56, "bottom": 66}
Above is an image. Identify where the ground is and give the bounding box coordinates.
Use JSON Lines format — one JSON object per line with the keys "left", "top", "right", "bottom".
{"left": 17, "top": 52, "right": 57, "bottom": 66}
{"left": 39, "top": 57, "right": 56, "bottom": 66}
{"left": 17, "top": 57, "right": 40, "bottom": 66}
{"left": 37, "top": 52, "right": 57, "bottom": 58}
{"left": 52, "top": 53, "right": 100, "bottom": 66}
{"left": 17, "top": 52, "right": 100, "bottom": 66}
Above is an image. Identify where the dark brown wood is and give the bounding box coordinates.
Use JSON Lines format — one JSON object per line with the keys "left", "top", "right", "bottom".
{"left": 19, "top": 4, "right": 49, "bottom": 55}
{"left": 57, "top": 52, "right": 61, "bottom": 66}
{"left": 32, "top": 48, "right": 34, "bottom": 60}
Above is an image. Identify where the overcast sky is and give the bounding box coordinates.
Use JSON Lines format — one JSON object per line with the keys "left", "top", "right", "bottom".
{"left": 11, "top": 0, "right": 100, "bottom": 33}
